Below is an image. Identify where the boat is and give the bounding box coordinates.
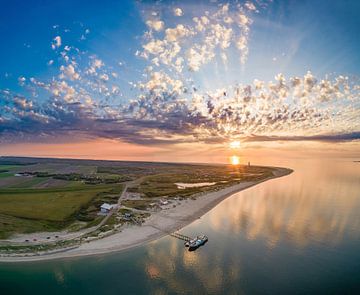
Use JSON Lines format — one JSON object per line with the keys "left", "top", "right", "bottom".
{"left": 184, "top": 239, "right": 196, "bottom": 247}
{"left": 186, "top": 235, "right": 208, "bottom": 251}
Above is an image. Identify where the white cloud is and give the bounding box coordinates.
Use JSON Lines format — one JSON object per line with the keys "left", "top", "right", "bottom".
{"left": 60, "top": 64, "right": 80, "bottom": 80}
{"left": 165, "top": 24, "right": 192, "bottom": 42}
{"left": 51, "top": 36, "right": 62, "bottom": 50}
{"left": 87, "top": 58, "right": 104, "bottom": 74}
{"left": 18, "top": 76, "right": 26, "bottom": 86}
{"left": 140, "top": 3, "right": 254, "bottom": 71}
{"left": 143, "top": 39, "right": 165, "bottom": 55}
{"left": 237, "top": 13, "right": 250, "bottom": 26}
{"left": 146, "top": 20, "right": 165, "bottom": 31}
{"left": 99, "top": 73, "right": 109, "bottom": 81}
{"left": 93, "top": 59, "right": 104, "bottom": 69}
{"left": 245, "top": 2, "right": 257, "bottom": 11}
{"left": 173, "top": 8, "right": 183, "bottom": 16}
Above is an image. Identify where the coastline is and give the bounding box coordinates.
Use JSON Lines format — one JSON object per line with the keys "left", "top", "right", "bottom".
{"left": 0, "top": 167, "right": 293, "bottom": 263}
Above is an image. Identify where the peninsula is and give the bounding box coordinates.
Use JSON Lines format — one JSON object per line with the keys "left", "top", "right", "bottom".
{"left": 0, "top": 157, "right": 292, "bottom": 262}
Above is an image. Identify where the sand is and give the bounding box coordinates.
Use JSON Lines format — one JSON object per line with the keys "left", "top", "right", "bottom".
{"left": 0, "top": 167, "right": 292, "bottom": 263}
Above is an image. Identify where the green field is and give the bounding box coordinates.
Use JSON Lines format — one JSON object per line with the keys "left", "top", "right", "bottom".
{"left": 0, "top": 165, "right": 23, "bottom": 171}
{"left": 0, "top": 184, "right": 123, "bottom": 239}
{"left": 0, "top": 172, "right": 12, "bottom": 179}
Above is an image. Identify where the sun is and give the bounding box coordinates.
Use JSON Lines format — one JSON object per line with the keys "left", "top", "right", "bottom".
{"left": 229, "top": 140, "right": 241, "bottom": 149}
{"left": 230, "top": 155, "right": 240, "bottom": 165}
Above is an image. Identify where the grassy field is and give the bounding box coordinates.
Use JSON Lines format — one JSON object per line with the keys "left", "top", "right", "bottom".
{"left": 122, "top": 199, "right": 155, "bottom": 210}
{"left": 0, "top": 214, "right": 62, "bottom": 239}
{"left": 0, "top": 164, "right": 25, "bottom": 179}
{"left": 0, "top": 184, "right": 123, "bottom": 239}
{"left": 0, "top": 172, "right": 12, "bottom": 179}
{"left": 0, "top": 165, "right": 23, "bottom": 171}
{"left": 7, "top": 177, "right": 48, "bottom": 188}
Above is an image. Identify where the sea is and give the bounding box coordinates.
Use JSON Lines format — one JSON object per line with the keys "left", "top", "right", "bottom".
{"left": 1, "top": 158, "right": 360, "bottom": 294}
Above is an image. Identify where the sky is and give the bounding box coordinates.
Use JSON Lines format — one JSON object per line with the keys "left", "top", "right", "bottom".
{"left": 0, "top": 0, "right": 359, "bottom": 164}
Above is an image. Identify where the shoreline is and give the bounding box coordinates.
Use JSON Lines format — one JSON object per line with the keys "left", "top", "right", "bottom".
{"left": 0, "top": 167, "right": 293, "bottom": 263}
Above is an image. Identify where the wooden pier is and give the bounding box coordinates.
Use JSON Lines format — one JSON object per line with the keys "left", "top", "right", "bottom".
{"left": 170, "top": 232, "right": 192, "bottom": 242}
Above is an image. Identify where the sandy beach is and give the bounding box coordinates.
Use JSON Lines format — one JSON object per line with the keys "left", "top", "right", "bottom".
{"left": 0, "top": 167, "right": 292, "bottom": 263}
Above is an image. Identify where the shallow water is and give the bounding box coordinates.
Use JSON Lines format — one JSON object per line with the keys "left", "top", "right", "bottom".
{"left": 1, "top": 159, "right": 360, "bottom": 294}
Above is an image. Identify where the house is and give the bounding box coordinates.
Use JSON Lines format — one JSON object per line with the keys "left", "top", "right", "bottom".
{"left": 160, "top": 200, "right": 169, "bottom": 206}
{"left": 100, "top": 203, "right": 113, "bottom": 213}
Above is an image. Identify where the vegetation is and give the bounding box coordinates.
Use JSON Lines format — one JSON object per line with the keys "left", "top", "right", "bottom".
{"left": 15, "top": 171, "right": 129, "bottom": 184}
{"left": 122, "top": 199, "right": 155, "bottom": 210}
{"left": 0, "top": 172, "right": 12, "bottom": 179}
{"left": 0, "top": 156, "right": 276, "bottom": 245}
{"left": 133, "top": 165, "right": 274, "bottom": 199}
{"left": 0, "top": 184, "right": 123, "bottom": 239}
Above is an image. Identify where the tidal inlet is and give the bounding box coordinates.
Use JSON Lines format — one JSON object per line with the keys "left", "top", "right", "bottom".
{"left": 0, "top": 1, "right": 360, "bottom": 294}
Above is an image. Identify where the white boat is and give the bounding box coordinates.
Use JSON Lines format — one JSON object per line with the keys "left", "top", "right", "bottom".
{"left": 186, "top": 235, "right": 208, "bottom": 251}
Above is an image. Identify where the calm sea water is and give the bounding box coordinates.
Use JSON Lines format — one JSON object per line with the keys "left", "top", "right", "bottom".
{"left": 1, "top": 159, "right": 360, "bottom": 294}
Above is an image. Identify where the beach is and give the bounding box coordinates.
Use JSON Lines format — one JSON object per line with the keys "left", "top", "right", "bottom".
{"left": 0, "top": 167, "right": 292, "bottom": 263}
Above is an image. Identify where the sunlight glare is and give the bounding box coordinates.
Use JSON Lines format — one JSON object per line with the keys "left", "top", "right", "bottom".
{"left": 230, "top": 155, "right": 240, "bottom": 165}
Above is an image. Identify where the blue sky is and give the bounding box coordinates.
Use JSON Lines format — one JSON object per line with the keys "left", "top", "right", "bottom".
{"left": 0, "top": 0, "right": 144, "bottom": 91}
{"left": 0, "top": 0, "right": 359, "bottom": 153}
{"left": 1, "top": 0, "right": 359, "bottom": 88}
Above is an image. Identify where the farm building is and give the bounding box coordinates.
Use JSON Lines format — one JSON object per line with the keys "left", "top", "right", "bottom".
{"left": 100, "top": 203, "right": 114, "bottom": 213}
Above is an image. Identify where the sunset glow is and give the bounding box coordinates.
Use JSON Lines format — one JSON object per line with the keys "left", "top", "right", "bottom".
{"left": 230, "top": 156, "right": 240, "bottom": 166}
{"left": 229, "top": 141, "right": 241, "bottom": 149}
{"left": 0, "top": 0, "right": 359, "bottom": 162}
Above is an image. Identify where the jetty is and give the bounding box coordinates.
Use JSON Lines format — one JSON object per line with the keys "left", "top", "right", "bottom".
{"left": 170, "top": 231, "right": 208, "bottom": 251}
{"left": 170, "top": 232, "right": 192, "bottom": 242}
{"left": 148, "top": 225, "right": 208, "bottom": 251}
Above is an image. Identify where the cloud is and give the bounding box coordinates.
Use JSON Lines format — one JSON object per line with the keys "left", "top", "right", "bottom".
{"left": 59, "top": 64, "right": 80, "bottom": 80}
{"left": 173, "top": 8, "right": 183, "bottom": 17}
{"left": 165, "top": 24, "right": 192, "bottom": 42}
{"left": 51, "top": 36, "right": 62, "bottom": 49}
{"left": 245, "top": 132, "right": 360, "bottom": 143}
{"left": 2, "top": 45, "right": 360, "bottom": 147}
{"left": 139, "top": 3, "right": 254, "bottom": 73}
{"left": 244, "top": 2, "right": 257, "bottom": 11}
{"left": 1, "top": 1, "right": 359, "bottom": 148}
{"left": 18, "top": 76, "right": 26, "bottom": 86}
{"left": 146, "top": 20, "right": 165, "bottom": 31}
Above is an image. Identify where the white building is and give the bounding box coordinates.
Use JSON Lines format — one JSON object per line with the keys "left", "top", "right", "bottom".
{"left": 100, "top": 203, "right": 114, "bottom": 213}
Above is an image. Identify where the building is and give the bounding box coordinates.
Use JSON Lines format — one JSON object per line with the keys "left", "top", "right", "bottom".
{"left": 100, "top": 203, "right": 113, "bottom": 213}
{"left": 160, "top": 200, "right": 169, "bottom": 205}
